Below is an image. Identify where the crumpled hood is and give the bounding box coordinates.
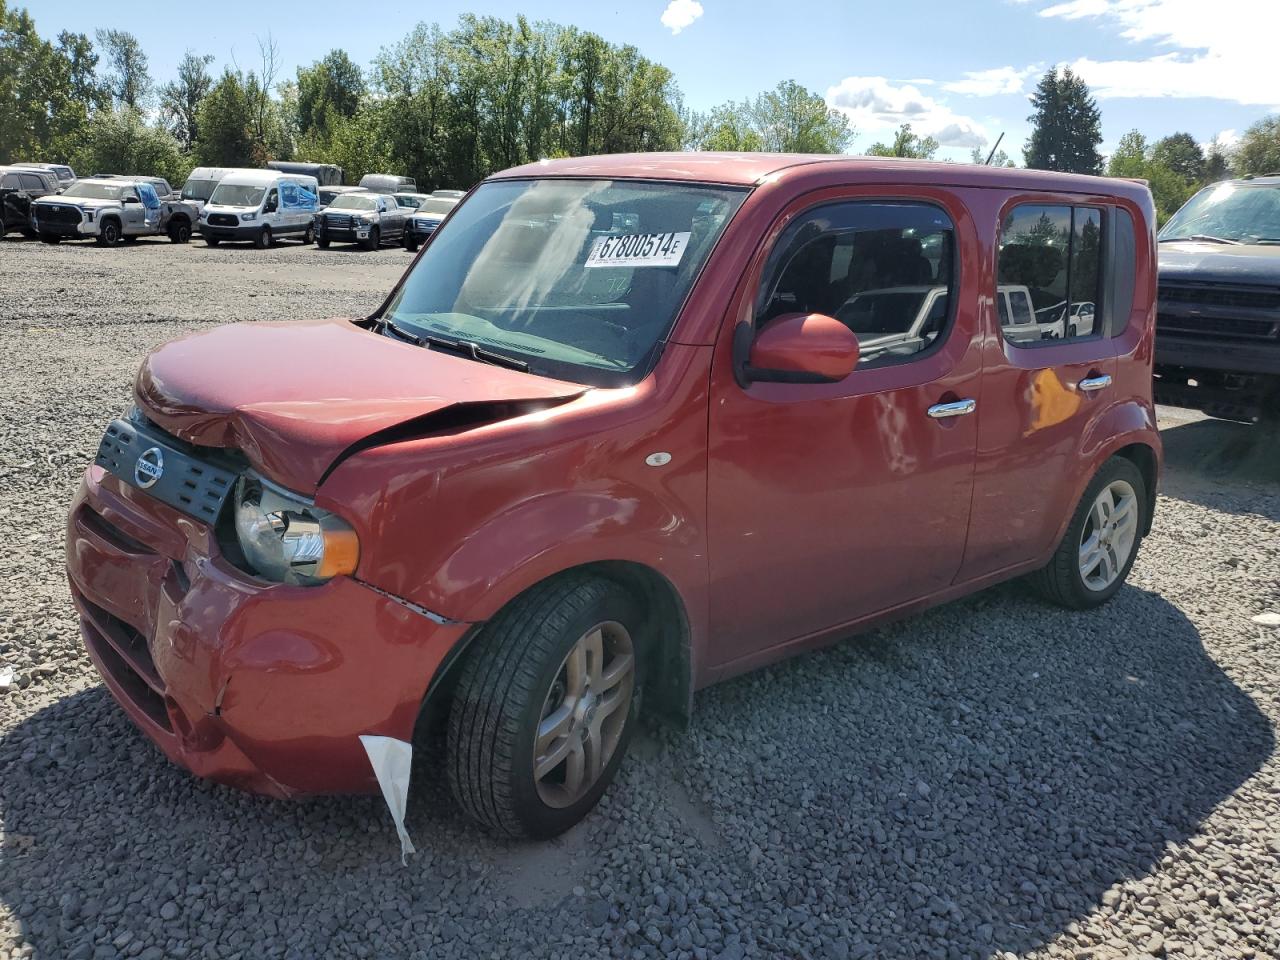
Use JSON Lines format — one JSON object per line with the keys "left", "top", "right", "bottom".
{"left": 1159, "top": 241, "right": 1280, "bottom": 286}
{"left": 134, "top": 318, "right": 586, "bottom": 493}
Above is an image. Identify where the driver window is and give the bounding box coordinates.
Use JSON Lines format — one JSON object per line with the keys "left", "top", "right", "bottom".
{"left": 755, "top": 201, "right": 956, "bottom": 368}
{"left": 264, "top": 189, "right": 279, "bottom": 212}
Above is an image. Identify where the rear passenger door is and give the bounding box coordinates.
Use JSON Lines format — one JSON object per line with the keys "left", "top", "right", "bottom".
{"left": 960, "top": 201, "right": 1118, "bottom": 579}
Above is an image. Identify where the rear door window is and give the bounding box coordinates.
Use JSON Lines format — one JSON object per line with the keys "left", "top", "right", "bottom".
{"left": 998, "top": 204, "right": 1104, "bottom": 344}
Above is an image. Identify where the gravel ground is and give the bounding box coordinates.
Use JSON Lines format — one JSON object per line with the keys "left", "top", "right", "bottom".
{"left": 2, "top": 234, "right": 1278, "bottom": 960}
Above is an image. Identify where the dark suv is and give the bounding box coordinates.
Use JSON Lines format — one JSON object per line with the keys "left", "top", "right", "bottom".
{"left": 1156, "top": 175, "right": 1280, "bottom": 422}
{"left": 0, "top": 166, "right": 58, "bottom": 236}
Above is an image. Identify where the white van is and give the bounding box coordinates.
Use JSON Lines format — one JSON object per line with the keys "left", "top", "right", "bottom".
{"left": 180, "top": 167, "right": 253, "bottom": 210}
{"left": 197, "top": 170, "right": 319, "bottom": 248}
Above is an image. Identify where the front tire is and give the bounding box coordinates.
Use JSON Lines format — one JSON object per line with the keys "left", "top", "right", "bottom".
{"left": 96, "top": 219, "right": 121, "bottom": 246}
{"left": 1029, "top": 457, "right": 1147, "bottom": 609}
{"left": 316, "top": 231, "right": 330, "bottom": 250}
{"left": 403, "top": 234, "right": 419, "bottom": 252}
{"left": 254, "top": 226, "right": 272, "bottom": 249}
{"left": 361, "top": 226, "right": 380, "bottom": 251}
{"left": 203, "top": 235, "right": 220, "bottom": 246}
{"left": 448, "top": 575, "right": 642, "bottom": 839}
{"left": 302, "top": 223, "right": 315, "bottom": 244}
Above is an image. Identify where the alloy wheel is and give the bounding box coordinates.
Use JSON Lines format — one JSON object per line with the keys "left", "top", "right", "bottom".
{"left": 1078, "top": 478, "right": 1138, "bottom": 591}
{"left": 533, "top": 621, "right": 635, "bottom": 809}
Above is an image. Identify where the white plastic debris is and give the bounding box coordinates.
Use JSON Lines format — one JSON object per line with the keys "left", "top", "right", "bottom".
{"left": 1252, "top": 612, "right": 1280, "bottom": 627}
{"left": 0, "top": 665, "right": 13, "bottom": 692}
{"left": 359, "top": 735, "right": 416, "bottom": 865}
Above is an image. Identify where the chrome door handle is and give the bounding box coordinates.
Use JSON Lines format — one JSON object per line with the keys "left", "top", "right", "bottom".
{"left": 927, "top": 399, "right": 976, "bottom": 419}
{"left": 1078, "top": 374, "right": 1112, "bottom": 392}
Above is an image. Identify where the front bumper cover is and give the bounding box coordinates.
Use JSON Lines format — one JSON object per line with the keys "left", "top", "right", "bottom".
{"left": 66, "top": 465, "right": 470, "bottom": 797}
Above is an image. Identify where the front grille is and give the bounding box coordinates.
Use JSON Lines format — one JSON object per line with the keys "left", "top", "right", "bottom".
{"left": 324, "top": 214, "right": 354, "bottom": 230}
{"left": 413, "top": 218, "right": 440, "bottom": 233}
{"left": 36, "top": 204, "right": 83, "bottom": 227}
{"left": 76, "top": 591, "right": 171, "bottom": 733}
{"left": 207, "top": 213, "right": 238, "bottom": 227}
{"left": 1157, "top": 314, "right": 1277, "bottom": 339}
{"left": 96, "top": 419, "right": 238, "bottom": 523}
{"left": 1159, "top": 284, "right": 1280, "bottom": 310}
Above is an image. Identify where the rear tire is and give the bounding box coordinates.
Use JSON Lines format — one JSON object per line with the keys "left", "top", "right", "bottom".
{"left": 361, "top": 226, "right": 380, "bottom": 251}
{"left": 302, "top": 223, "right": 315, "bottom": 244}
{"left": 254, "top": 226, "right": 272, "bottom": 249}
{"left": 448, "top": 575, "right": 642, "bottom": 839}
{"left": 96, "top": 219, "right": 121, "bottom": 246}
{"left": 1028, "top": 457, "right": 1147, "bottom": 609}
{"left": 168, "top": 219, "right": 191, "bottom": 244}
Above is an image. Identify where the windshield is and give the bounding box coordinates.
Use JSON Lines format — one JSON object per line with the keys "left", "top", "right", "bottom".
{"left": 209, "top": 184, "right": 265, "bottom": 207}
{"left": 330, "top": 194, "right": 377, "bottom": 211}
{"left": 182, "top": 179, "right": 218, "bottom": 202}
{"left": 1160, "top": 182, "right": 1280, "bottom": 243}
{"left": 383, "top": 178, "right": 746, "bottom": 386}
{"left": 61, "top": 182, "right": 125, "bottom": 200}
{"left": 415, "top": 198, "right": 456, "bottom": 216}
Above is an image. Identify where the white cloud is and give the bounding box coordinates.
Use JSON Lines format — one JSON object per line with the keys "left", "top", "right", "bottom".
{"left": 660, "top": 0, "right": 704, "bottom": 34}
{"left": 826, "top": 76, "right": 989, "bottom": 149}
{"left": 943, "top": 65, "right": 1039, "bottom": 97}
{"left": 1031, "top": 0, "right": 1280, "bottom": 105}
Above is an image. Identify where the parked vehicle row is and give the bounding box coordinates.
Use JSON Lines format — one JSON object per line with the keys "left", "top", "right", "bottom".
{"left": 0, "top": 165, "right": 60, "bottom": 235}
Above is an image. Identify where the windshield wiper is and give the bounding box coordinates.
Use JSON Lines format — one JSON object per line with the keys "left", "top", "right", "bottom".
{"left": 421, "top": 334, "right": 530, "bottom": 372}
{"left": 1160, "top": 234, "right": 1241, "bottom": 245}
{"left": 381, "top": 318, "right": 425, "bottom": 345}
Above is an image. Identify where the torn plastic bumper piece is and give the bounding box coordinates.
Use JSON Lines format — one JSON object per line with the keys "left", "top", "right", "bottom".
{"left": 66, "top": 465, "right": 472, "bottom": 798}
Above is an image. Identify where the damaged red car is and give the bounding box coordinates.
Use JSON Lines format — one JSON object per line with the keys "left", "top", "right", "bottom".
{"left": 66, "top": 153, "right": 1161, "bottom": 839}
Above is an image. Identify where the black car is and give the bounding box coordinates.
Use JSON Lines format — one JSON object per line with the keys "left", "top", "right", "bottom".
{"left": 1156, "top": 174, "right": 1280, "bottom": 422}
{"left": 400, "top": 195, "right": 458, "bottom": 252}
{"left": 0, "top": 166, "right": 58, "bottom": 236}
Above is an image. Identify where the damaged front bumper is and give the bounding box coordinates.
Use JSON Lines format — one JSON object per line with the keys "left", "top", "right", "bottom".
{"left": 66, "top": 465, "right": 471, "bottom": 798}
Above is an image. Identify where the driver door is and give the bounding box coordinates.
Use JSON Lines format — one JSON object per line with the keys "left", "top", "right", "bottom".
{"left": 707, "top": 191, "right": 983, "bottom": 670}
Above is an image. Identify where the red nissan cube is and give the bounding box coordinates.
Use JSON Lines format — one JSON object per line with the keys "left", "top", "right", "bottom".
{"left": 66, "top": 153, "right": 1160, "bottom": 838}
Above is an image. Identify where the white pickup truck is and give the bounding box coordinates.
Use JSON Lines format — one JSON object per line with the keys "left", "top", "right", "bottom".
{"left": 30, "top": 175, "right": 199, "bottom": 246}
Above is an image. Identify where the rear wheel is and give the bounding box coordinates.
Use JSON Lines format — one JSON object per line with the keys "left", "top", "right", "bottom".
{"left": 168, "top": 219, "right": 191, "bottom": 244}
{"left": 254, "top": 226, "right": 272, "bottom": 249}
{"left": 302, "top": 223, "right": 315, "bottom": 244}
{"left": 448, "top": 575, "right": 642, "bottom": 839}
{"left": 361, "top": 226, "right": 380, "bottom": 251}
{"left": 1028, "top": 457, "right": 1146, "bottom": 609}
{"left": 96, "top": 219, "right": 121, "bottom": 246}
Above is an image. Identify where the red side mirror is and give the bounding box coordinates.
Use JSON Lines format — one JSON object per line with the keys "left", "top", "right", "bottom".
{"left": 746, "top": 313, "right": 860, "bottom": 383}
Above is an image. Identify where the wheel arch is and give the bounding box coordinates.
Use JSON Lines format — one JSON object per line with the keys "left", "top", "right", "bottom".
{"left": 1111, "top": 441, "right": 1158, "bottom": 535}
{"left": 415, "top": 560, "right": 693, "bottom": 743}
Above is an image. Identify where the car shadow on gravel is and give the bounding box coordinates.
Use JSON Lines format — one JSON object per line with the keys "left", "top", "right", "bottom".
{"left": 1159, "top": 417, "right": 1280, "bottom": 517}
{"left": 0, "top": 584, "right": 1273, "bottom": 959}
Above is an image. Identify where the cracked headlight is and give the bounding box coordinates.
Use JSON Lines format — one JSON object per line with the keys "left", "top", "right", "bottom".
{"left": 233, "top": 475, "right": 359, "bottom": 585}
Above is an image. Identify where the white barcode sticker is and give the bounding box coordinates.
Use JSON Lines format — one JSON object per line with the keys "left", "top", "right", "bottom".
{"left": 585, "top": 231, "right": 690, "bottom": 268}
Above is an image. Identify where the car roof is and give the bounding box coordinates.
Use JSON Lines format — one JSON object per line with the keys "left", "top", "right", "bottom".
{"left": 321, "top": 185, "right": 368, "bottom": 192}
{"left": 489, "top": 152, "right": 1154, "bottom": 202}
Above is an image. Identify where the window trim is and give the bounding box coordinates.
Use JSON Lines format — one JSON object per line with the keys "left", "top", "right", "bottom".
{"left": 998, "top": 202, "right": 1107, "bottom": 350}
{"left": 749, "top": 198, "right": 961, "bottom": 373}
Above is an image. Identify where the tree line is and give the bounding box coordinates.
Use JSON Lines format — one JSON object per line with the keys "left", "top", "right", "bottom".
{"left": 2, "top": 0, "right": 1279, "bottom": 214}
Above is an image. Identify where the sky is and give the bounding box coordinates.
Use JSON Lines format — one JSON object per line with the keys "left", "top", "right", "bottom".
{"left": 25, "top": 0, "right": 1280, "bottom": 163}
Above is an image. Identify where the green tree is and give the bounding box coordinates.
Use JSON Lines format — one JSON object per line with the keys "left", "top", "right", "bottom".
{"left": 95, "top": 28, "right": 150, "bottom": 109}
{"left": 867, "top": 123, "right": 938, "bottom": 159}
{"left": 969, "top": 145, "right": 1015, "bottom": 167}
{"left": 1106, "top": 129, "right": 1193, "bottom": 224}
{"left": 296, "top": 49, "right": 365, "bottom": 138}
{"left": 56, "top": 30, "right": 106, "bottom": 110}
{"left": 159, "top": 51, "right": 215, "bottom": 150}
{"left": 1234, "top": 116, "right": 1280, "bottom": 177}
{"left": 70, "top": 108, "right": 189, "bottom": 185}
{"left": 195, "top": 70, "right": 256, "bottom": 166}
{"left": 1151, "top": 132, "right": 1204, "bottom": 184}
{"left": 1203, "top": 138, "right": 1232, "bottom": 183}
{"left": 686, "top": 80, "right": 852, "bottom": 154}
{"left": 1024, "top": 67, "right": 1103, "bottom": 174}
